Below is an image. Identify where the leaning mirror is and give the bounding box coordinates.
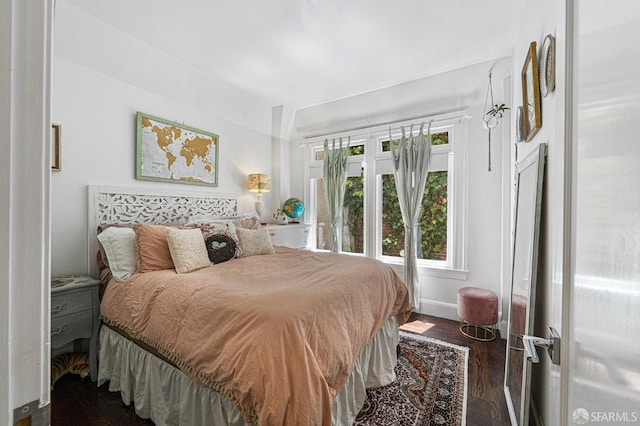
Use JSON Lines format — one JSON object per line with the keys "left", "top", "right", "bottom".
{"left": 504, "top": 143, "right": 546, "bottom": 425}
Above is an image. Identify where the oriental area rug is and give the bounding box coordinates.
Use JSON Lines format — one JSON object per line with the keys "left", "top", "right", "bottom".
{"left": 354, "top": 332, "right": 469, "bottom": 426}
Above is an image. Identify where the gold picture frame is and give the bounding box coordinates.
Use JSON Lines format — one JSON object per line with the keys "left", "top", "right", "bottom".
{"left": 51, "top": 123, "right": 61, "bottom": 171}
{"left": 521, "top": 41, "right": 542, "bottom": 142}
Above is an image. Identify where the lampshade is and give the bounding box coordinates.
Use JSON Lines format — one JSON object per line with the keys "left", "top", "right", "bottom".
{"left": 247, "top": 173, "right": 271, "bottom": 193}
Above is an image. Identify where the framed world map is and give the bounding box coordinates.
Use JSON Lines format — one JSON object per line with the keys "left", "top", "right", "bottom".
{"left": 136, "top": 112, "right": 219, "bottom": 186}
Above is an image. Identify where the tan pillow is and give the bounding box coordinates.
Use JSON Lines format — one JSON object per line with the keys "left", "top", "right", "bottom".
{"left": 165, "top": 227, "right": 211, "bottom": 274}
{"left": 236, "top": 227, "right": 275, "bottom": 257}
{"left": 134, "top": 224, "right": 175, "bottom": 272}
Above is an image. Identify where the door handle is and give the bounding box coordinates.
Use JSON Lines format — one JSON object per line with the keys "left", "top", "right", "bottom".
{"left": 523, "top": 327, "right": 561, "bottom": 365}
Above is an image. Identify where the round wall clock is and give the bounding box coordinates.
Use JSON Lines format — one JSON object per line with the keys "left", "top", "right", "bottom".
{"left": 540, "top": 34, "right": 556, "bottom": 97}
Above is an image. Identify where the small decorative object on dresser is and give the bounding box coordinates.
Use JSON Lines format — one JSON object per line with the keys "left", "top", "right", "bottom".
{"left": 51, "top": 275, "right": 100, "bottom": 381}
{"left": 282, "top": 197, "right": 305, "bottom": 221}
{"left": 273, "top": 208, "right": 289, "bottom": 225}
{"left": 266, "top": 223, "right": 310, "bottom": 249}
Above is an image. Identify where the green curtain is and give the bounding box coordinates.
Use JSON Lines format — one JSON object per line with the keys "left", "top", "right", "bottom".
{"left": 323, "top": 137, "right": 350, "bottom": 252}
{"left": 390, "top": 123, "right": 432, "bottom": 310}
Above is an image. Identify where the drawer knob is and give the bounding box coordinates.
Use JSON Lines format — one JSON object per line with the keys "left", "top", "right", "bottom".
{"left": 51, "top": 324, "right": 68, "bottom": 336}
{"left": 52, "top": 302, "right": 68, "bottom": 314}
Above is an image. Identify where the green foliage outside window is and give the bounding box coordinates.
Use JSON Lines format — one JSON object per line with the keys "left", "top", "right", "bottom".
{"left": 343, "top": 174, "right": 364, "bottom": 253}
{"left": 381, "top": 131, "right": 449, "bottom": 151}
{"left": 340, "top": 170, "right": 447, "bottom": 260}
{"left": 381, "top": 172, "right": 447, "bottom": 260}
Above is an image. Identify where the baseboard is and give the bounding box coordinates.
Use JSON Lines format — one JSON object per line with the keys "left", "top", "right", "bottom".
{"left": 417, "top": 299, "right": 459, "bottom": 322}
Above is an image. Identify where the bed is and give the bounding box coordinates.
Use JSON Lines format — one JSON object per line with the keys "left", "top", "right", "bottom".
{"left": 89, "top": 185, "right": 411, "bottom": 426}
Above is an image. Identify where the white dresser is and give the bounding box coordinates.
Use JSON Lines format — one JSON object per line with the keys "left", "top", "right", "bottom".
{"left": 266, "top": 223, "right": 310, "bottom": 249}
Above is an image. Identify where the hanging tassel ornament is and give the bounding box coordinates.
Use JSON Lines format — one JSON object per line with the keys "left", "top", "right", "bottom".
{"left": 483, "top": 72, "right": 509, "bottom": 172}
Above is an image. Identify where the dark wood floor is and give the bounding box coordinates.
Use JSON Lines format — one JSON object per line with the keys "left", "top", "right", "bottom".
{"left": 51, "top": 314, "right": 509, "bottom": 425}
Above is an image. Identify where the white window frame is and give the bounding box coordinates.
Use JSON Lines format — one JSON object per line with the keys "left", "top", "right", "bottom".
{"left": 302, "top": 110, "right": 468, "bottom": 278}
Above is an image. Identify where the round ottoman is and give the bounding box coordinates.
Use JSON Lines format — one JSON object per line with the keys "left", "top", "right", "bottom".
{"left": 457, "top": 286, "right": 498, "bottom": 341}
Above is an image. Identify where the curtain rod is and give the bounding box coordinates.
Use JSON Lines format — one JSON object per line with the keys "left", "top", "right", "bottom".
{"left": 299, "top": 108, "right": 471, "bottom": 146}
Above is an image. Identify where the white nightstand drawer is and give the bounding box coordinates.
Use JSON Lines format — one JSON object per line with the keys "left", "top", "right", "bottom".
{"left": 267, "top": 224, "right": 310, "bottom": 249}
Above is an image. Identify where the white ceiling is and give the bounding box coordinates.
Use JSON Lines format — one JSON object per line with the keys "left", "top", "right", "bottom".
{"left": 65, "top": 0, "right": 526, "bottom": 110}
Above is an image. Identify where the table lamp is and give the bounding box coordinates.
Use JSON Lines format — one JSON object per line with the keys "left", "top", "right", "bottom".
{"left": 247, "top": 173, "right": 271, "bottom": 220}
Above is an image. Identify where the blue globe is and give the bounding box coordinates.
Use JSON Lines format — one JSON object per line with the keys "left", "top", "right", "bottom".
{"left": 282, "top": 197, "right": 304, "bottom": 219}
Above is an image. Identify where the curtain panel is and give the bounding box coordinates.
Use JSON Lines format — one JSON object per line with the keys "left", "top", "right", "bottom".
{"left": 391, "top": 123, "right": 432, "bottom": 309}
{"left": 323, "top": 137, "right": 350, "bottom": 253}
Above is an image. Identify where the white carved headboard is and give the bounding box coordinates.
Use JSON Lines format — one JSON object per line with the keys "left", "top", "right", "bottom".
{"left": 88, "top": 185, "right": 238, "bottom": 278}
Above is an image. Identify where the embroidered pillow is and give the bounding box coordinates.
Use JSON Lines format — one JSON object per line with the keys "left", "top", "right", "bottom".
{"left": 205, "top": 234, "right": 237, "bottom": 264}
{"left": 134, "top": 224, "right": 175, "bottom": 272}
{"left": 96, "top": 226, "right": 137, "bottom": 282}
{"left": 200, "top": 221, "right": 242, "bottom": 258}
{"left": 236, "top": 227, "right": 275, "bottom": 257}
{"left": 165, "top": 227, "right": 211, "bottom": 274}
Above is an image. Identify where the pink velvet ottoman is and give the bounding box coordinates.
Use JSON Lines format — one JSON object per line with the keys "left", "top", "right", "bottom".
{"left": 457, "top": 286, "right": 498, "bottom": 341}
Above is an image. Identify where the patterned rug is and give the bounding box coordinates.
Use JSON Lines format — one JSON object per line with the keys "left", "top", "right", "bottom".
{"left": 354, "top": 332, "right": 469, "bottom": 426}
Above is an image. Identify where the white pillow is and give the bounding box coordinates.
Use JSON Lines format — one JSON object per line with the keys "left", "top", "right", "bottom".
{"left": 236, "top": 227, "right": 275, "bottom": 257}
{"left": 97, "top": 227, "right": 137, "bottom": 282}
{"left": 165, "top": 227, "right": 211, "bottom": 274}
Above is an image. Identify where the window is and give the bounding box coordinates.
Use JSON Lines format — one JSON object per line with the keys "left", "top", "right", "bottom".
{"left": 380, "top": 171, "right": 447, "bottom": 261}
{"left": 315, "top": 173, "right": 364, "bottom": 254}
{"left": 313, "top": 142, "right": 365, "bottom": 254}
{"left": 304, "top": 112, "right": 467, "bottom": 273}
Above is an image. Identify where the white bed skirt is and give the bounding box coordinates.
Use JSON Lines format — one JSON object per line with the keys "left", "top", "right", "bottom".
{"left": 98, "top": 315, "right": 399, "bottom": 426}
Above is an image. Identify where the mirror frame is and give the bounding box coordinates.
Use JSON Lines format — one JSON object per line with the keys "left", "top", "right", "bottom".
{"left": 504, "top": 143, "right": 547, "bottom": 425}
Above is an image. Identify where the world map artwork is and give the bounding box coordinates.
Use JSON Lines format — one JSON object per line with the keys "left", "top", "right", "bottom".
{"left": 137, "top": 113, "right": 219, "bottom": 186}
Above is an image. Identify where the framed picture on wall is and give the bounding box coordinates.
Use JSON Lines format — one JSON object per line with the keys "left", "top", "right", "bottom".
{"left": 521, "top": 41, "right": 542, "bottom": 142}
{"left": 136, "top": 112, "right": 219, "bottom": 186}
{"left": 51, "top": 123, "right": 61, "bottom": 171}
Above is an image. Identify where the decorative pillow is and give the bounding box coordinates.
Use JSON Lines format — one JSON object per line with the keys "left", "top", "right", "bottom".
{"left": 189, "top": 213, "right": 261, "bottom": 230}
{"left": 236, "top": 227, "right": 275, "bottom": 257}
{"left": 134, "top": 224, "right": 175, "bottom": 272}
{"left": 96, "top": 226, "right": 137, "bottom": 282}
{"left": 165, "top": 227, "right": 211, "bottom": 274}
{"left": 96, "top": 224, "right": 135, "bottom": 270}
{"left": 200, "top": 221, "right": 242, "bottom": 258}
{"left": 205, "top": 234, "right": 237, "bottom": 264}
{"left": 228, "top": 213, "right": 261, "bottom": 230}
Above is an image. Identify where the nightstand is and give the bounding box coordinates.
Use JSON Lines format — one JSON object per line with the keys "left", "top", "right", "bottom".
{"left": 266, "top": 223, "right": 310, "bottom": 249}
{"left": 51, "top": 275, "right": 100, "bottom": 381}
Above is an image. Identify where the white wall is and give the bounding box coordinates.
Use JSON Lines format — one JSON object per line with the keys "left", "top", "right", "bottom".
{"left": 511, "top": 0, "right": 567, "bottom": 423}
{"left": 51, "top": 1, "right": 275, "bottom": 277}
{"left": 288, "top": 58, "right": 512, "bottom": 322}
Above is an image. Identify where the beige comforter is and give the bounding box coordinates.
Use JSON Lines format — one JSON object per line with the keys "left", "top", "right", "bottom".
{"left": 100, "top": 247, "right": 411, "bottom": 425}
